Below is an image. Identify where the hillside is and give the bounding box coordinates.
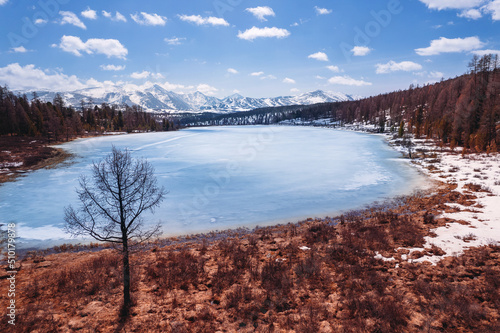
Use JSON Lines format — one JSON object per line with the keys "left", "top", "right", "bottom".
{"left": 186, "top": 55, "right": 500, "bottom": 152}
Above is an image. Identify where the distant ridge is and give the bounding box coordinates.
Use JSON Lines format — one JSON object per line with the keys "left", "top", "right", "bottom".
{"left": 24, "top": 86, "right": 359, "bottom": 113}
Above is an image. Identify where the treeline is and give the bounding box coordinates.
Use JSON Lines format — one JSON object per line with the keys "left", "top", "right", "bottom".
{"left": 187, "top": 54, "right": 500, "bottom": 152}
{"left": 179, "top": 104, "right": 307, "bottom": 126}
{"left": 0, "top": 88, "right": 179, "bottom": 142}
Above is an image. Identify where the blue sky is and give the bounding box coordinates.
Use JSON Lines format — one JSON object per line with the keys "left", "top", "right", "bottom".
{"left": 0, "top": 0, "right": 499, "bottom": 98}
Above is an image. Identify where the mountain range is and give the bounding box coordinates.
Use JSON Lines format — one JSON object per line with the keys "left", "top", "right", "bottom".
{"left": 26, "top": 85, "right": 359, "bottom": 113}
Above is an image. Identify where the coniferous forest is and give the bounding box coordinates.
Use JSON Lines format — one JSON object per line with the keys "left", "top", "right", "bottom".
{"left": 0, "top": 89, "right": 179, "bottom": 143}
{"left": 187, "top": 55, "right": 500, "bottom": 152}
{"left": 0, "top": 55, "right": 499, "bottom": 152}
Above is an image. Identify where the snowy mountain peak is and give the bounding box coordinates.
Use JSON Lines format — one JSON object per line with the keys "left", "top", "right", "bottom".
{"left": 28, "top": 87, "right": 358, "bottom": 114}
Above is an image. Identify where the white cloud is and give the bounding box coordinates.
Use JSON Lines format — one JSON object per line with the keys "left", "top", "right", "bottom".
{"left": 0, "top": 0, "right": 8, "bottom": 6}
{"left": 164, "top": 37, "right": 185, "bottom": 45}
{"left": 308, "top": 52, "right": 329, "bottom": 62}
{"left": 197, "top": 84, "right": 218, "bottom": 95}
{"left": 484, "top": 0, "right": 500, "bottom": 20}
{"left": 60, "top": 11, "right": 86, "bottom": 29}
{"left": 326, "top": 65, "right": 341, "bottom": 72}
{"left": 35, "top": 18, "right": 47, "bottom": 25}
{"left": 11, "top": 46, "right": 28, "bottom": 53}
{"left": 283, "top": 77, "right": 296, "bottom": 84}
{"left": 131, "top": 71, "right": 151, "bottom": 79}
{"left": 376, "top": 60, "right": 423, "bottom": 74}
{"left": 227, "top": 68, "right": 239, "bottom": 74}
{"left": 415, "top": 36, "right": 485, "bottom": 55}
{"left": 81, "top": 7, "right": 97, "bottom": 20}
{"left": 237, "top": 27, "right": 290, "bottom": 40}
{"left": 290, "top": 88, "right": 300, "bottom": 93}
{"left": 315, "top": 6, "right": 332, "bottom": 15}
{"left": 458, "top": 8, "right": 483, "bottom": 18}
{"left": 56, "top": 35, "right": 128, "bottom": 59}
{"left": 178, "top": 14, "right": 229, "bottom": 26}
{"left": 245, "top": 6, "right": 275, "bottom": 21}
{"left": 419, "top": 0, "right": 485, "bottom": 10}
{"left": 131, "top": 12, "right": 167, "bottom": 26}
{"left": 328, "top": 75, "right": 372, "bottom": 86}
{"left": 100, "top": 64, "right": 125, "bottom": 71}
{"left": 429, "top": 71, "right": 444, "bottom": 79}
{"left": 316, "top": 75, "right": 326, "bottom": 79}
{"left": 472, "top": 49, "right": 500, "bottom": 56}
{"left": 250, "top": 71, "right": 264, "bottom": 76}
{"left": 352, "top": 46, "right": 372, "bottom": 56}
{"left": 102, "top": 11, "right": 127, "bottom": 22}
{"left": 0, "top": 63, "right": 86, "bottom": 92}
{"left": 260, "top": 75, "right": 277, "bottom": 80}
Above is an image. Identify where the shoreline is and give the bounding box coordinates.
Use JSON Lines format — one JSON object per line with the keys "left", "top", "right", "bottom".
{"left": 4, "top": 125, "right": 499, "bottom": 262}
{"left": 2, "top": 126, "right": 500, "bottom": 331}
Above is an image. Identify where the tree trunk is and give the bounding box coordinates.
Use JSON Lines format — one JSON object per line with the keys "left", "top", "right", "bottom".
{"left": 122, "top": 236, "right": 131, "bottom": 310}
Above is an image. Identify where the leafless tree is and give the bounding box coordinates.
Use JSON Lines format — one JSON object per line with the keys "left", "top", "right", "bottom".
{"left": 64, "top": 146, "right": 166, "bottom": 312}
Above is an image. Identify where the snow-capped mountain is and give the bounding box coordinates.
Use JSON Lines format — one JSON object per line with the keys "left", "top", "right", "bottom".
{"left": 28, "top": 86, "right": 358, "bottom": 113}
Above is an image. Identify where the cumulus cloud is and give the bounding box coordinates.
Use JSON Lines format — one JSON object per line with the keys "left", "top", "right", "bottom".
{"left": 419, "top": 0, "right": 500, "bottom": 21}
{"left": 328, "top": 75, "right": 372, "bottom": 86}
{"left": 100, "top": 64, "right": 125, "bottom": 71}
{"left": 0, "top": 0, "right": 8, "bottom": 5}
{"left": 326, "top": 65, "right": 341, "bottom": 72}
{"left": 290, "top": 88, "right": 300, "bottom": 93}
{"left": 60, "top": 11, "right": 86, "bottom": 29}
{"left": 315, "top": 6, "right": 332, "bottom": 15}
{"left": 178, "top": 14, "right": 229, "bottom": 26}
{"left": 352, "top": 46, "right": 372, "bottom": 56}
{"left": 131, "top": 12, "right": 167, "bottom": 26}
{"left": 164, "top": 37, "right": 185, "bottom": 45}
{"left": 102, "top": 10, "right": 127, "bottom": 22}
{"left": 197, "top": 83, "right": 218, "bottom": 95}
{"left": 415, "top": 36, "right": 485, "bottom": 55}
{"left": 472, "top": 49, "right": 500, "bottom": 56}
{"left": 429, "top": 71, "right": 444, "bottom": 79}
{"left": 308, "top": 52, "right": 329, "bottom": 62}
{"left": 56, "top": 35, "right": 128, "bottom": 59}
{"left": 35, "top": 18, "right": 47, "bottom": 25}
{"left": 484, "top": 0, "right": 500, "bottom": 20}
{"left": 81, "top": 7, "right": 97, "bottom": 20}
{"left": 130, "top": 71, "right": 164, "bottom": 80}
{"left": 250, "top": 71, "right": 264, "bottom": 76}
{"left": 245, "top": 6, "right": 275, "bottom": 21}
{"left": 11, "top": 46, "right": 28, "bottom": 53}
{"left": 376, "top": 60, "right": 423, "bottom": 74}
{"left": 283, "top": 77, "right": 296, "bottom": 84}
{"left": 227, "top": 68, "right": 239, "bottom": 74}
{"left": 0, "top": 63, "right": 86, "bottom": 92}
{"left": 419, "top": 0, "right": 485, "bottom": 10}
{"left": 260, "top": 75, "right": 277, "bottom": 80}
{"left": 458, "top": 8, "right": 483, "bottom": 18}
{"left": 237, "top": 27, "right": 290, "bottom": 40}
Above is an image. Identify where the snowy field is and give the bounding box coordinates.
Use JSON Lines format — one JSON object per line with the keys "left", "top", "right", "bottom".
{"left": 0, "top": 126, "right": 427, "bottom": 249}
{"left": 402, "top": 144, "right": 500, "bottom": 264}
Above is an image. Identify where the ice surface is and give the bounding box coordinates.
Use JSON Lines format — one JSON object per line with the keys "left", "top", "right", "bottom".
{"left": 0, "top": 126, "right": 427, "bottom": 248}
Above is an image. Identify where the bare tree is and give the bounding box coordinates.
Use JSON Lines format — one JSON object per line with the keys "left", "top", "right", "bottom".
{"left": 64, "top": 146, "right": 166, "bottom": 312}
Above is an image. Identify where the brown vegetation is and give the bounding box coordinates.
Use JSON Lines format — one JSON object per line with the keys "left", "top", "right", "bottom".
{"left": 1, "top": 182, "right": 499, "bottom": 332}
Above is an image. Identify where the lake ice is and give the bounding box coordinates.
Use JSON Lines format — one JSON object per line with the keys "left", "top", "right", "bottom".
{"left": 0, "top": 126, "right": 427, "bottom": 249}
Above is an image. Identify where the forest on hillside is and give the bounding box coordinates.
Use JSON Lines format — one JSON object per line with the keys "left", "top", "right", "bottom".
{"left": 0, "top": 88, "right": 179, "bottom": 142}
{"left": 188, "top": 55, "right": 500, "bottom": 152}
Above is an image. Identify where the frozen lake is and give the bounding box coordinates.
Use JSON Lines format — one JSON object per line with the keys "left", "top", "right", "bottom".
{"left": 0, "top": 126, "right": 427, "bottom": 249}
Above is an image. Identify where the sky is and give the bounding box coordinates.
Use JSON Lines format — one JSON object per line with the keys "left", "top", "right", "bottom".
{"left": 0, "top": 0, "right": 499, "bottom": 99}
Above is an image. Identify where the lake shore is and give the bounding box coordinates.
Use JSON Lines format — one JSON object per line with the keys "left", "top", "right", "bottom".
{"left": 1, "top": 126, "right": 499, "bottom": 331}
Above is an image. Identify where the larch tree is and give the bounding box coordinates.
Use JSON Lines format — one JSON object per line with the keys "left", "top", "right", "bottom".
{"left": 64, "top": 146, "right": 166, "bottom": 313}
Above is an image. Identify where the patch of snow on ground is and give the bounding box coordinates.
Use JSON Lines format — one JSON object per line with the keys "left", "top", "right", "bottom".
{"left": 402, "top": 144, "right": 500, "bottom": 264}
